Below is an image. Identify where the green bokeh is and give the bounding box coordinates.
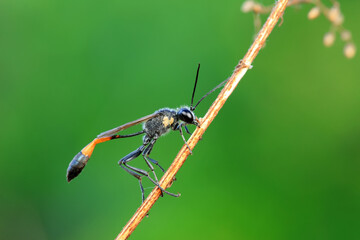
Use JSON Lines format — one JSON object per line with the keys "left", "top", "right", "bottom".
{"left": 1, "top": 0, "right": 359, "bottom": 239}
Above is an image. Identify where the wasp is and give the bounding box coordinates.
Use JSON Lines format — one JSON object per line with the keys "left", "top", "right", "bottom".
{"left": 67, "top": 64, "right": 227, "bottom": 202}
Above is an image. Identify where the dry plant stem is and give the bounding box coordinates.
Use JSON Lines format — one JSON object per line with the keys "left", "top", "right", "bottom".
{"left": 115, "top": 0, "right": 288, "bottom": 239}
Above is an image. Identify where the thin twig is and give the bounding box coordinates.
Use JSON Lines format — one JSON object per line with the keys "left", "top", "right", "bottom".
{"left": 115, "top": 0, "right": 289, "bottom": 239}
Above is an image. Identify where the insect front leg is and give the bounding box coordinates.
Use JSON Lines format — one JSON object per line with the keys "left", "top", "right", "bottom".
{"left": 184, "top": 125, "right": 192, "bottom": 135}
{"left": 177, "top": 123, "right": 193, "bottom": 154}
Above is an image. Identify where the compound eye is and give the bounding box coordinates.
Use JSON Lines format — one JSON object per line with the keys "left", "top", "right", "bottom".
{"left": 178, "top": 109, "right": 194, "bottom": 123}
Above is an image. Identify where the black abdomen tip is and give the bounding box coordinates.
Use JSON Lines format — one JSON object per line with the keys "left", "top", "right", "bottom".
{"left": 66, "top": 152, "right": 89, "bottom": 182}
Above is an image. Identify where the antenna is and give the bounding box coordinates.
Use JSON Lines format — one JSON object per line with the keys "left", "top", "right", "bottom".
{"left": 191, "top": 78, "right": 228, "bottom": 111}
{"left": 190, "top": 63, "right": 201, "bottom": 110}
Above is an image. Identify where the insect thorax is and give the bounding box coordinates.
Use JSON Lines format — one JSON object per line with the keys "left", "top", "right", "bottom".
{"left": 143, "top": 108, "right": 178, "bottom": 138}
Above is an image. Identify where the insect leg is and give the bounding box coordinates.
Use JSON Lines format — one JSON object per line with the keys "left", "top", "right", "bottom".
{"left": 119, "top": 164, "right": 146, "bottom": 203}
{"left": 178, "top": 124, "right": 193, "bottom": 154}
{"left": 184, "top": 125, "right": 192, "bottom": 135}
{"left": 142, "top": 139, "right": 166, "bottom": 197}
{"left": 123, "top": 161, "right": 179, "bottom": 198}
{"left": 119, "top": 145, "right": 180, "bottom": 199}
{"left": 142, "top": 141, "right": 158, "bottom": 181}
{"left": 142, "top": 138, "right": 165, "bottom": 176}
{"left": 143, "top": 137, "right": 165, "bottom": 171}
{"left": 118, "top": 145, "right": 146, "bottom": 202}
{"left": 148, "top": 157, "right": 165, "bottom": 172}
{"left": 144, "top": 140, "right": 177, "bottom": 184}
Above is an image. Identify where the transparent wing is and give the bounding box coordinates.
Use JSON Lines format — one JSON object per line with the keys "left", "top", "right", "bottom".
{"left": 97, "top": 112, "right": 160, "bottom": 138}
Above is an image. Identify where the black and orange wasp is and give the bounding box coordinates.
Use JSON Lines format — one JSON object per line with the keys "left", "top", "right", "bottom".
{"left": 67, "top": 64, "right": 227, "bottom": 202}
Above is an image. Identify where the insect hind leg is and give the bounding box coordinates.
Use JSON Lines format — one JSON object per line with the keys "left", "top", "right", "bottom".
{"left": 119, "top": 164, "right": 146, "bottom": 203}
{"left": 123, "top": 161, "right": 179, "bottom": 198}
{"left": 118, "top": 146, "right": 146, "bottom": 202}
{"left": 119, "top": 145, "right": 179, "bottom": 202}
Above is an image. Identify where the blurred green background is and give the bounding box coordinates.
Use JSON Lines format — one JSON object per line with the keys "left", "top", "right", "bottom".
{"left": 1, "top": 0, "right": 359, "bottom": 239}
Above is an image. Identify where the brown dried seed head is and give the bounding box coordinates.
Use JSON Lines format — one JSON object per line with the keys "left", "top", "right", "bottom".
{"left": 334, "top": 13, "right": 344, "bottom": 26}
{"left": 252, "top": 3, "right": 262, "bottom": 13}
{"left": 323, "top": 32, "right": 335, "bottom": 47}
{"left": 341, "top": 30, "right": 352, "bottom": 42}
{"left": 328, "top": 6, "right": 343, "bottom": 26}
{"left": 308, "top": 7, "right": 320, "bottom": 20}
{"left": 241, "top": 1, "right": 255, "bottom": 13}
{"left": 344, "top": 43, "right": 356, "bottom": 59}
{"left": 328, "top": 7, "right": 339, "bottom": 21}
